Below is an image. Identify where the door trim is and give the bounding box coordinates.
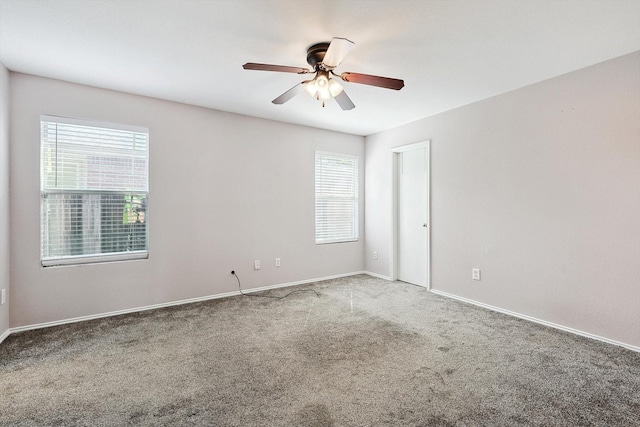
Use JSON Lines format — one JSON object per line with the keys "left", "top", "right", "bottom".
{"left": 390, "top": 140, "right": 430, "bottom": 289}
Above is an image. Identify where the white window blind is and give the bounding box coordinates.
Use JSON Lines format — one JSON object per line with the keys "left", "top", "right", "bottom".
{"left": 315, "top": 152, "right": 359, "bottom": 244}
{"left": 40, "top": 116, "right": 149, "bottom": 266}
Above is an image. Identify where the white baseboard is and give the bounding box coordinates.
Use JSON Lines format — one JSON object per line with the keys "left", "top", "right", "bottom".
{"left": 0, "top": 328, "right": 10, "bottom": 345}
{"left": 10, "top": 273, "right": 636, "bottom": 354}
{"left": 364, "top": 271, "right": 392, "bottom": 281}
{"left": 245, "top": 271, "right": 368, "bottom": 293}
{"left": 8, "top": 271, "right": 367, "bottom": 335}
{"left": 429, "top": 288, "right": 640, "bottom": 353}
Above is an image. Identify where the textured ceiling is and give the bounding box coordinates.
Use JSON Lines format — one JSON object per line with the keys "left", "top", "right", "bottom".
{"left": 1, "top": 0, "right": 640, "bottom": 136}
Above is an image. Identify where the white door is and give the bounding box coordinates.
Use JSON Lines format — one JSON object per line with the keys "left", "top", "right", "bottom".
{"left": 397, "top": 146, "right": 428, "bottom": 286}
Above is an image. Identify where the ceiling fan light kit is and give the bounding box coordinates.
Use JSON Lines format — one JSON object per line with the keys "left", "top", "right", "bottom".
{"left": 303, "top": 70, "right": 344, "bottom": 107}
{"left": 242, "top": 37, "right": 404, "bottom": 110}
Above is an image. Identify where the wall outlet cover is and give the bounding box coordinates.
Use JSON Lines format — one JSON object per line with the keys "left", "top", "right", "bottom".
{"left": 254, "top": 260, "right": 261, "bottom": 270}
{"left": 472, "top": 268, "right": 481, "bottom": 281}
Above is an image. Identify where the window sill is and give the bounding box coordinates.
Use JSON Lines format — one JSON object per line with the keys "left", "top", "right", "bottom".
{"left": 41, "top": 251, "right": 148, "bottom": 267}
{"left": 316, "top": 238, "right": 359, "bottom": 245}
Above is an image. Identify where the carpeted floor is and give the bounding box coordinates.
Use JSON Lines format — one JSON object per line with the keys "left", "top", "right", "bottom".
{"left": 1, "top": 275, "right": 639, "bottom": 426}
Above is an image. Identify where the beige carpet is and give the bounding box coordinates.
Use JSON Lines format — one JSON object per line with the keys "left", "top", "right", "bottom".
{"left": 1, "top": 275, "right": 639, "bottom": 426}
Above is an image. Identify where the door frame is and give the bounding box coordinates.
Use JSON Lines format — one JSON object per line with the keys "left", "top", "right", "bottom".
{"left": 390, "top": 140, "right": 431, "bottom": 289}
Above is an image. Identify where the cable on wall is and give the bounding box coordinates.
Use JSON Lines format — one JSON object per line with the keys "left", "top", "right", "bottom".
{"left": 231, "top": 271, "right": 320, "bottom": 299}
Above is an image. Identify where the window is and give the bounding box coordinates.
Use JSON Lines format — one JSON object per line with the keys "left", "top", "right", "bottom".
{"left": 40, "top": 116, "right": 149, "bottom": 266}
{"left": 315, "top": 152, "right": 359, "bottom": 244}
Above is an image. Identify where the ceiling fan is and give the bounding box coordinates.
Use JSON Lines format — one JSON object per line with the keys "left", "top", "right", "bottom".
{"left": 243, "top": 37, "right": 404, "bottom": 110}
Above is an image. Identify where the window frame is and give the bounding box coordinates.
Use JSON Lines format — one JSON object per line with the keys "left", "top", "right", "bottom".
{"left": 40, "top": 115, "right": 150, "bottom": 267}
{"left": 315, "top": 151, "right": 359, "bottom": 245}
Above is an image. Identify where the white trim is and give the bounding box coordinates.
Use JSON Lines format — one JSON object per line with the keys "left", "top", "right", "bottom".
{"left": 0, "top": 328, "right": 10, "bottom": 345}
{"left": 390, "top": 152, "right": 398, "bottom": 282}
{"left": 42, "top": 251, "right": 148, "bottom": 267}
{"left": 5, "top": 275, "right": 638, "bottom": 354}
{"left": 8, "top": 271, "right": 367, "bottom": 335}
{"left": 237, "top": 271, "right": 368, "bottom": 295}
{"left": 364, "top": 271, "right": 392, "bottom": 281}
{"left": 10, "top": 292, "right": 237, "bottom": 334}
{"left": 390, "top": 140, "right": 430, "bottom": 153}
{"left": 315, "top": 150, "right": 359, "bottom": 160}
{"left": 430, "top": 288, "right": 640, "bottom": 353}
{"left": 390, "top": 140, "right": 431, "bottom": 289}
{"left": 40, "top": 114, "right": 149, "bottom": 134}
{"left": 315, "top": 238, "right": 359, "bottom": 245}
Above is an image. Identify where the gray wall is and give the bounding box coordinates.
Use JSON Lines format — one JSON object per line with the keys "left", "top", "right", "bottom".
{"left": 10, "top": 73, "right": 365, "bottom": 328}
{"left": 365, "top": 52, "right": 640, "bottom": 348}
{"left": 0, "top": 63, "right": 9, "bottom": 339}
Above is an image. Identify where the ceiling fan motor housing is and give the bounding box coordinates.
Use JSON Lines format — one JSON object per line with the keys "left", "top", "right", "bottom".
{"left": 306, "top": 42, "right": 330, "bottom": 68}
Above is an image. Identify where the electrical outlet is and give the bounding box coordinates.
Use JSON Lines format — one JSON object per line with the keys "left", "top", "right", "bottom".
{"left": 1, "top": 289, "right": 5, "bottom": 305}
{"left": 373, "top": 251, "right": 378, "bottom": 260}
{"left": 254, "top": 260, "right": 261, "bottom": 270}
{"left": 275, "top": 258, "right": 281, "bottom": 267}
{"left": 472, "top": 268, "right": 481, "bottom": 281}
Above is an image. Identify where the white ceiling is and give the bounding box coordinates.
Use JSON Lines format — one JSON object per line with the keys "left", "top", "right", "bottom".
{"left": 1, "top": 0, "right": 639, "bottom": 136}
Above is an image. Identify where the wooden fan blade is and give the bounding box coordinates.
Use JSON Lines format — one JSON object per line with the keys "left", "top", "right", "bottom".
{"left": 334, "top": 90, "right": 355, "bottom": 110}
{"left": 243, "top": 63, "right": 311, "bottom": 74}
{"left": 272, "top": 83, "right": 304, "bottom": 104}
{"left": 322, "top": 37, "right": 354, "bottom": 68}
{"left": 340, "top": 72, "right": 404, "bottom": 90}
